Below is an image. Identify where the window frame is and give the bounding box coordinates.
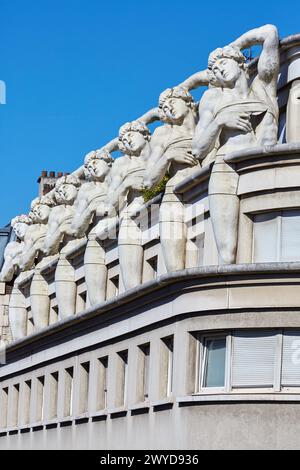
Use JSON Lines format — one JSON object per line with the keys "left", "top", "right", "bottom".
{"left": 198, "top": 332, "right": 231, "bottom": 393}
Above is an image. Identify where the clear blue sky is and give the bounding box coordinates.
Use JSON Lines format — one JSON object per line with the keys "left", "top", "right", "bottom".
{"left": 0, "top": 0, "right": 299, "bottom": 225}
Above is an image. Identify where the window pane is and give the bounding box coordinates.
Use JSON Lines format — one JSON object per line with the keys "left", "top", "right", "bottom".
{"left": 282, "top": 331, "right": 300, "bottom": 386}
{"left": 232, "top": 331, "right": 276, "bottom": 388}
{"left": 253, "top": 212, "right": 278, "bottom": 262}
{"left": 281, "top": 210, "right": 300, "bottom": 261}
{"left": 203, "top": 337, "right": 226, "bottom": 387}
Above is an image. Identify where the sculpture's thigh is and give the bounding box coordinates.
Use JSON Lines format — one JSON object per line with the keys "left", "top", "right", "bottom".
{"left": 159, "top": 190, "right": 186, "bottom": 273}
{"left": 55, "top": 255, "right": 76, "bottom": 319}
{"left": 9, "top": 283, "right": 27, "bottom": 340}
{"left": 30, "top": 272, "right": 50, "bottom": 330}
{"left": 209, "top": 162, "right": 239, "bottom": 265}
{"left": 118, "top": 216, "right": 143, "bottom": 290}
{"left": 84, "top": 238, "right": 107, "bottom": 306}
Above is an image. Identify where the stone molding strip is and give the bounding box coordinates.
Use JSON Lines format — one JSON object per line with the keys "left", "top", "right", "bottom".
{"left": 5, "top": 261, "right": 300, "bottom": 354}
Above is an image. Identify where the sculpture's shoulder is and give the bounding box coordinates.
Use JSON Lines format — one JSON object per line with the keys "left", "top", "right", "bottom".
{"left": 77, "top": 181, "right": 95, "bottom": 197}
{"left": 48, "top": 205, "right": 62, "bottom": 220}
{"left": 151, "top": 124, "right": 169, "bottom": 142}
{"left": 111, "top": 156, "right": 130, "bottom": 175}
{"left": 199, "top": 87, "right": 221, "bottom": 111}
{"left": 4, "top": 240, "right": 23, "bottom": 256}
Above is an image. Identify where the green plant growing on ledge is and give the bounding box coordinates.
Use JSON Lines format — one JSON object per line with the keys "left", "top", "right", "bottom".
{"left": 141, "top": 175, "right": 170, "bottom": 203}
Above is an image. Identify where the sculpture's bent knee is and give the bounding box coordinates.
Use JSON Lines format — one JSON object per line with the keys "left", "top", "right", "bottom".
{"left": 84, "top": 238, "right": 107, "bottom": 306}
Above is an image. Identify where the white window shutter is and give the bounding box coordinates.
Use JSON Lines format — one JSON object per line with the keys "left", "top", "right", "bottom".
{"left": 281, "top": 210, "right": 300, "bottom": 261}
{"left": 253, "top": 213, "right": 278, "bottom": 262}
{"left": 282, "top": 331, "right": 300, "bottom": 386}
{"left": 232, "top": 331, "right": 277, "bottom": 388}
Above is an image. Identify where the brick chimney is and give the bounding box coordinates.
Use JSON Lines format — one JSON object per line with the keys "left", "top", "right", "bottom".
{"left": 37, "top": 171, "right": 70, "bottom": 197}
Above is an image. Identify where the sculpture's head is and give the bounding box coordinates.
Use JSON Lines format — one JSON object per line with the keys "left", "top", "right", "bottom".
{"left": 158, "top": 87, "right": 196, "bottom": 124}
{"left": 208, "top": 46, "right": 247, "bottom": 88}
{"left": 118, "top": 121, "right": 151, "bottom": 156}
{"left": 11, "top": 214, "right": 32, "bottom": 241}
{"left": 29, "top": 196, "right": 54, "bottom": 224}
{"left": 84, "top": 149, "right": 113, "bottom": 181}
{"left": 54, "top": 174, "right": 81, "bottom": 205}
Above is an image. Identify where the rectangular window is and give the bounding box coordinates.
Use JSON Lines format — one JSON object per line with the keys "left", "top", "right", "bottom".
{"left": 160, "top": 336, "right": 174, "bottom": 397}
{"left": 252, "top": 210, "right": 300, "bottom": 263}
{"left": 116, "top": 350, "right": 128, "bottom": 407}
{"left": 49, "top": 372, "right": 59, "bottom": 419}
{"left": 232, "top": 331, "right": 277, "bottom": 388}
{"left": 78, "top": 362, "right": 90, "bottom": 415}
{"left": 107, "top": 275, "right": 119, "bottom": 299}
{"left": 252, "top": 212, "right": 278, "bottom": 262}
{"left": 96, "top": 357, "right": 108, "bottom": 411}
{"left": 201, "top": 336, "right": 226, "bottom": 388}
{"left": 36, "top": 376, "right": 45, "bottom": 422}
{"left": 137, "top": 343, "right": 150, "bottom": 402}
{"left": 144, "top": 256, "right": 158, "bottom": 282}
{"left": 64, "top": 367, "right": 74, "bottom": 417}
{"left": 282, "top": 331, "right": 300, "bottom": 387}
{"left": 281, "top": 210, "right": 300, "bottom": 261}
{"left": 22, "top": 380, "right": 31, "bottom": 426}
{"left": 0, "top": 387, "right": 8, "bottom": 429}
{"left": 76, "top": 291, "right": 87, "bottom": 314}
{"left": 9, "top": 384, "right": 20, "bottom": 427}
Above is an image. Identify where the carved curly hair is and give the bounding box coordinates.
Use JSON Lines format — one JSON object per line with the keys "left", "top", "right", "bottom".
{"left": 158, "top": 86, "right": 195, "bottom": 109}
{"left": 84, "top": 149, "right": 114, "bottom": 168}
{"left": 11, "top": 214, "right": 32, "bottom": 227}
{"left": 118, "top": 121, "right": 151, "bottom": 154}
{"left": 55, "top": 174, "right": 81, "bottom": 190}
{"left": 30, "top": 195, "right": 56, "bottom": 211}
{"left": 208, "top": 46, "right": 247, "bottom": 83}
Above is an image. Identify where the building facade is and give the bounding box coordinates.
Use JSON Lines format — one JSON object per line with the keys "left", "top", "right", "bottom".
{"left": 1, "top": 27, "right": 300, "bottom": 449}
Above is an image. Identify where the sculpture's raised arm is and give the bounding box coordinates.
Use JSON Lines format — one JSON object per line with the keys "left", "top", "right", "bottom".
{"left": 229, "top": 24, "right": 279, "bottom": 94}
{"left": 136, "top": 107, "right": 161, "bottom": 124}
{"left": 178, "top": 69, "right": 210, "bottom": 91}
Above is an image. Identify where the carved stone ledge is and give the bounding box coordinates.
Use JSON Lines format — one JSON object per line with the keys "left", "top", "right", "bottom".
{"left": 224, "top": 143, "right": 300, "bottom": 164}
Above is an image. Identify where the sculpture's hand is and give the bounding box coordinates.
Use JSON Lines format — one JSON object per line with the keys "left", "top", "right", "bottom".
{"left": 166, "top": 149, "right": 198, "bottom": 166}
{"left": 216, "top": 111, "right": 253, "bottom": 133}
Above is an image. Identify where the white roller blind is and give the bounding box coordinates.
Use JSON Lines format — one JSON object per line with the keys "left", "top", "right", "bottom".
{"left": 281, "top": 210, "right": 300, "bottom": 261}
{"left": 232, "top": 331, "right": 277, "bottom": 388}
{"left": 282, "top": 331, "right": 300, "bottom": 386}
{"left": 253, "top": 213, "right": 278, "bottom": 262}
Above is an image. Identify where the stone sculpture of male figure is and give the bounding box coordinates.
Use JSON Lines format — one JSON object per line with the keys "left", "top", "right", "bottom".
{"left": 0, "top": 215, "right": 32, "bottom": 341}
{"left": 72, "top": 150, "right": 114, "bottom": 306}
{"left": 7, "top": 196, "right": 53, "bottom": 340}
{"left": 188, "top": 24, "right": 279, "bottom": 264}
{"left": 144, "top": 87, "right": 201, "bottom": 273}
{"left": 108, "top": 121, "right": 152, "bottom": 291}
{"left": 0, "top": 215, "right": 32, "bottom": 283}
{"left": 43, "top": 175, "right": 81, "bottom": 320}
